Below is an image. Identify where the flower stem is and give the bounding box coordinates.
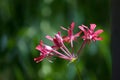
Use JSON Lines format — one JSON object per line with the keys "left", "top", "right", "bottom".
{"left": 74, "top": 61, "right": 82, "bottom": 80}
{"left": 77, "top": 40, "right": 87, "bottom": 56}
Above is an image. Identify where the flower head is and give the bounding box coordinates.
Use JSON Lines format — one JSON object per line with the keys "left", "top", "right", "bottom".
{"left": 61, "top": 22, "right": 81, "bottom": 47}
{"left": 79, "top": 24, "right": 103, "bottom": 42}
{"left": 46, "top": 32, "right": 63, "bottom": 49}
{"left": 34, "top": 40, "right": 53, "bottom": 63}
{"left": 34, "top": 22, "right": 104, "bottom": 63}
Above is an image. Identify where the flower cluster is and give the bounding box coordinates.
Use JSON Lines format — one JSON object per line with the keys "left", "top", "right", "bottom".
{"left": 34, "top": 22, "right": 103, "bottom": 63}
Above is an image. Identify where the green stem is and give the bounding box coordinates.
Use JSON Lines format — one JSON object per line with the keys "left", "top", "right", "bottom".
{"left": 74, "top": 61, "right": 82, "bottom": 80}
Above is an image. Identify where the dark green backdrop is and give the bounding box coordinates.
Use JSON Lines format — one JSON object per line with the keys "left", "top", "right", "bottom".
{"left": 0, "top": 0, "right": 111, "bottom": 80}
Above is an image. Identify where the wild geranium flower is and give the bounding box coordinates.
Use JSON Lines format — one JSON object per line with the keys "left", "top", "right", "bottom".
{"left": 79, "top": 24, "right": 104, "bottom": 42}
{"left": 46, "top": 32, "right": 63, "bottom": 49}
{"left": 34, "top": 40, "right": 53, "bottom": 63}
{"left": 34, "top": 22, "right": 104, "bottom": 63}
{"left": 46, "top": 31, "right": 77, "bottom": 61}
{"left": 34, "top": 32, "right": 77, "bottom": 63}
{"left": 61, "top": 22, "right": 82, "bottom": 47}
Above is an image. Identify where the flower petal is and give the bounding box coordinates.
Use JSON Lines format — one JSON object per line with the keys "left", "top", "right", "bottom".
{"left": 45, "top": 45, "right": 53, "bottom": 51}
{"left": 79, "top": 26, "right": 87, "bottom": 34}
{"left": 61, "top": 26, "right": 68, "bottom": 31}
{"left": 53, "top": 38, "right": 62, "bottom": 47}
{"left": 79, "top": 26, "right": 85, "bottom": 31}
{"left": 55, "top": 32, "right": 63, "bottom": 42}
{"left": 57, "top": 31, "right": 61, "bottom": 35}
{"left": 74, "top": 31, "right": 82, "bottom": 38}
{"left": 68, "top": 29, "right": 72, "bottom": 37}
{"left": 63, "top": 36, "right": 70, "bottom": 42}
{"left": 94, "top": 29, "right": 104, "bottom": 36}
{"left": 90, "top": 24, "right": 96, "bottom": 31}
{"left": 52, "top": 46, "right": 59, "bottom": 50}
{"left": 82, "top": 36, "right": 87, "bottom": 40}
{"left": 35, "top": 40, "right": 43, "bottom": 51}
{"left": 34, "top": 54, "right": 45, "bottom": 63}
{"left": 70, "top": 22, "right": 75, "bottom": 30}
{"left": 81, "top": 24, "right": 88, "bottom": 29}
{"left": 94, "top": 37, "right": 103, "bottom": 40}
{"left": 36, "top": 45, "right": 42, "bottom": 51}
{"left": 46, "top": 35, "right": 53, "bottom": 41}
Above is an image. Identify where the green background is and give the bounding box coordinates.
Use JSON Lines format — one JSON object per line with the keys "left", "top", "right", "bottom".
{"left": 0, "top": 0, "right": 111, "bottom": 80}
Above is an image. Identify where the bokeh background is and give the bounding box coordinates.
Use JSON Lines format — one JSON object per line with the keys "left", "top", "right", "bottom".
{"left": 0, "top": 0, "right": 111, "bottom": 80}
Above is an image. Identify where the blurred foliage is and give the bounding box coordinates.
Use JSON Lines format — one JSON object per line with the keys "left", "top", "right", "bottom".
{"left": 0, "top": 0, "right": 111, "bottom": 80}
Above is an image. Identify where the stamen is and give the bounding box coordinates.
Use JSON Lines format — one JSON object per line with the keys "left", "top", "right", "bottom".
{"left": 62, "top": 43, "right": 72, "bottom": 56}
{"left": 60, "top": 47, "right": 71, "bottom": 57}
{"left": 52, "top": 49, "right": 69, "bottom": 59}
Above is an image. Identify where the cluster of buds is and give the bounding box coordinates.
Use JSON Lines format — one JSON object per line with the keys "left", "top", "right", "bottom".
{"left": 34, "top": 22, "right": 103, "bottom": 63}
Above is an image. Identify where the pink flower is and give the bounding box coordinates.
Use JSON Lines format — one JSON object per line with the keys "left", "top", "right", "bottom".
{"left": 79, "top": 24, "right": 104, "bottom": 42}
{"left": 61, "top": 22, "right": 81, "bottom": 47}
{"left": 34, "top": 40, "right": 53, "bottom": 63}
{"left": 46, "top": 32, "right": 63, "bottom": 49}
{"left": 34, "top": 22, "right": 104, "bottom": 63}
{"left": 46, "top": 31, "right": 78, "bottom": 62}
{"left": 34, "top": 40, "right": 77, "bottom": 63}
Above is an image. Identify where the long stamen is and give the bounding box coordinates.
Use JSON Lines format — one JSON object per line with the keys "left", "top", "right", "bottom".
{"left": 60, "top": 47, "right": 71, "bottom": 57}
{"left": 52, "top": 49, "right": 69, "bottom": 59}
{"left": 71, "top": 39, "right": 73, "bottom": 48}
{"left": 57, "top": 55, "right": 71, "bottom": 60}
{"left": 71, "top": 46, "right": 74, "bottom": 55}
{"left": 53, "top": 53, "right": 71, "bottom": 60}
{"left": 62, "top": 43, "right": 72, "bottom": 56}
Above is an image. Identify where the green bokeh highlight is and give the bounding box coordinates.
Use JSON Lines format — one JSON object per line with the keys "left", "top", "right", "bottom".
{"left": 0, "top": 0, "right": 111, "bottom": 80}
